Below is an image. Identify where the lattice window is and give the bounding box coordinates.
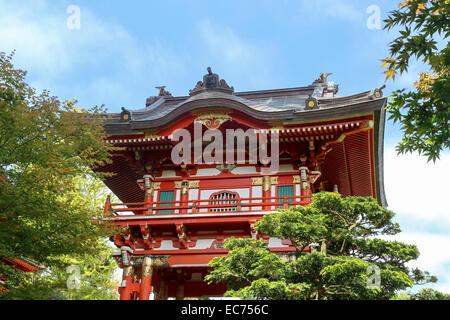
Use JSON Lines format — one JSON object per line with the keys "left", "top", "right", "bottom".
{"left": 277, "top": 185, "right": 294, "bottom": 209}
{"left": 158, "top": 190, "right": 174, "bottom": 214}
{"left": 210, "top": 191, "right": 239, "bottom": 212}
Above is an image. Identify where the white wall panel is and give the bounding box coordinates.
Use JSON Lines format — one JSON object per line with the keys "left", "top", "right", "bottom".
{"left": 160, "top": 170, "right": 177, "bottom": 178}
{"left": 193, "top": 168, "right": 221, "bottom": 177}
{"left": 278, "top": 164, "right": 294, "bottom": 172}
{"left": 251, "top": 186, "right": 262, "bottom": 211}
{"left": 231, "top": 166, "right": 258, "bottom": 175}
{"left": 271, "top": 185, "right": 276, "bottom": 210}
{"left": 175, "top": 189, "right": 180, "bottom": 213}
{"left": 193, "top": 239, "right": 215, "bottom": 249}
{"left": 268, "top": 237, "right": 290, "bottom": 248}
{"left": 153, "top": 240, "right": 176, "bottom": 250}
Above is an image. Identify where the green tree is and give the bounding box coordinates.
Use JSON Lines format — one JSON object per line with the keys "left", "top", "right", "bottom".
{"left": 410, "top": 288, "right": 450, "bottom": 299}
{"left": 206, "top": 193, "right": 437, "bottom": 300}
{"left": 0, "top": 51, "right": 118, "bottom": 299}
{"left": 381, "top": 0, "right": 449, "bottom": 162}
{"left": 392, "top": 288, "right": 450, "bottom": 299}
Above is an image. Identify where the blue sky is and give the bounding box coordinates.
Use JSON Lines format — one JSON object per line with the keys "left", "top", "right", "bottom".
{"left": 1, "top": 0, "right": 449, "bottom": 295}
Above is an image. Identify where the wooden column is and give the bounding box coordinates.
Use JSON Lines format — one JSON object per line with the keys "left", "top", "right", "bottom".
{"left": 180, "top": 180, "right": 189, "bottom": 214}
{"left": 119, "top": 266, "right": 134, "bottom": 300}
{"left": 175, "top": 285, "right": 185, "bottom": 300}
{"left": 139, "top": 256, "right": 153, "bottom": 300}
{"left": 155, "top": 280, "right": 168, "bottom": 300}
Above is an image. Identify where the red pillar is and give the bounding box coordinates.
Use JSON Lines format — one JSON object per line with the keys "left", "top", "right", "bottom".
{"left": 104, "top": 195, "right": 112, "bottom": 217}
{"left": 119, "top": 266, "right": 134, "bottom": 300}
{"left": 139, "top": 256, "right": 153, "bottom": 300}
{"left": 180, "top": 181, "right": 189, "bottom": 214}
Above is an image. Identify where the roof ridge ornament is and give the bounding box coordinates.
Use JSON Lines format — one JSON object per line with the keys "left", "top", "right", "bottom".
{"left": 145, "top": 86, "right": 172, "bottom": 107}
{"left": 189, "top": 67, "right": 234, "bottom": 96}
{"left": 313, "top": 72, "right": 333, "bottom": 84}
{"left": 369, "top": 84, "right": 385, "bottom": 99}
{"left": 312, "top": 73, "right": 339, "bottom": 98}
{"left": 155, "top": 86, "right": 172, "bottom": 97}
{"left": 120, "top": 107, "right": 131, "bottom": 122}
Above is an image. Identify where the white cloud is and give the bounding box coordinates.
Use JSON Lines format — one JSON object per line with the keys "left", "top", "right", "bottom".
{"left": 381, "top": 232, "right": 450, "bottom": 293}
{"left": 384, "top": 149, "right": 450, "bottom": 227}
{"left": 383, "top": 149, "right": 450, "bottom": 293}
{"left": 0, "top": 0, "right": 188, "bottom": 109}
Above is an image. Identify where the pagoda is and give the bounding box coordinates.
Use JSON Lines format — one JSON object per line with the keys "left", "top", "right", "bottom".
{"left": 97, "top": 68, "right": 387, "bottom": 300}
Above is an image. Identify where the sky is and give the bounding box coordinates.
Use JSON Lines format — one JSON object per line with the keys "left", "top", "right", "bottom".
{"left": 1, "top": 0, "right": 449, "bottom": 295}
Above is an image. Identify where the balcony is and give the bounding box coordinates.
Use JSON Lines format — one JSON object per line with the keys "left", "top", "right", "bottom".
{"left": 105, "top": 195, "right": 311, "bottom": 217}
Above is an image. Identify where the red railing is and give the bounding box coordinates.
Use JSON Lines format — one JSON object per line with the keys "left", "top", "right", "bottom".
{"left": 106, "top": 195, "right": 311, "bottom": 217}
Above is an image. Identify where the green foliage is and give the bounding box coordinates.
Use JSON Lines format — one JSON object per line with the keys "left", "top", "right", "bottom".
{"left": 382, "top": 0, "right": 450, "bottom": 162}
{"left": 206, "top": 193, "right": 437, "bottom": 300}
{"left": 410, "top": 288, "right": 450, "bottom": 299}
{"left": 1, "top": 246, "right": 118, "bottom": 300}
{"left": 225, "top": 279, "right": 311, "bottom": 300}
{"left": 206, "top": 238, "right": 285, "bottom": 291}
{"left": 392, "top": 288, "right": 450, "bottom": 300}
{"left": 0, "top": 51, "right": 118, "bottom": 299}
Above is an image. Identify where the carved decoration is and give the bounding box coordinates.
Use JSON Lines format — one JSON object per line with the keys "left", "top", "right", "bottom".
{"left": 142, "top": 256, "right": 153, "bottom": 276}
{"left": 130, "top": 255, "right": 170, "bottom": 268}
{"left": 175, "top": 180, "right": 189, "bottom": 195}
{"left": 188, "top": 180, "right": 200, "bottom": 189}
{"left": 194, "top": 112, "right": 232, "bottom": 130}
{"left": 189, "top": 67, "right": 234, "bottom": 96}
{"left": 174, "top": 180, "right": 187, "bottom": 189}
{"left": 293, "top": 175, "right": 301, "bottom": 184}
{"left": 252, "top": 176, "right": 278, "bottom": 190}
{"left": 216, "top": 164, "right": 236, "bottom": 173}
{"left": 252, "top": 177, "right": 263, "bottom": 186}
{"left": 270, "top": 176, "right": 278, "bottom": 185}
{"left": 263, "top": 176, "right": 271, "bottom": 192}
{"left": 152, "top": 182, "right": 161, "bottom": 190}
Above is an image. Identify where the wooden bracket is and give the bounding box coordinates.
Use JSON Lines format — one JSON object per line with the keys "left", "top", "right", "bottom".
{"left": 140, "top": 224, "right": 151, "bottom": 249}
{"left": 175, "top": 223, "right": 187, "bottom": 248}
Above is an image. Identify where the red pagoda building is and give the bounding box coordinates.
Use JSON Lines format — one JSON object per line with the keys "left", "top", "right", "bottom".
{"left": 97, "top": 69, "right": 387, "bottom": 300}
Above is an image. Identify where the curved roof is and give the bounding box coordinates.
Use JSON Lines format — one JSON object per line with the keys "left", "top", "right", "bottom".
{"left": 99, "top": 71, "right": 388, "bottom": 207}
{"left": 103, "top": 78, "right": 386, "bottom": 133}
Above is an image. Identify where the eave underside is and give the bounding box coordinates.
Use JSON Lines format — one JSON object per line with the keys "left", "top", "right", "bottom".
{"left": 98, "top": 112, "right": 384, "bottom": 205}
